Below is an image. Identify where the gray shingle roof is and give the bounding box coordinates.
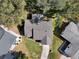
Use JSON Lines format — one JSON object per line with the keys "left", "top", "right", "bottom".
{"left": 24, "top": 20, "right": 33, "bottom": 37}
{"left": 0, "top": 27, "right": 17, "bottom": 56}
{"left": 0, "top": 27, "right": 5, "bottom": 39}
{"left": 33, "top": 20, "right": 52, "bottom": 40}
{"left": 60, "top": 22, "right": 79, "bottom": 57}
{"left": 41, "top": 36, "right": 52, "bottom": 45}
{"left": 64, "top": 44, "right": 78, "bottom": 57}
{"left": 61, "top": 22, "right": 79, "bottom": 44}
{"left": 24, "top": 15, "right": 53, "bottom": 45}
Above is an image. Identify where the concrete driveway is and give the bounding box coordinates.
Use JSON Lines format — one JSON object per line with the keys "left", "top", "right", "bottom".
{"left": 71, "top": 50, "right": 79, "bottom": 59}
{"left": 60, "top": 55, "right": 71, "bottom": 59}
{"left": 41, "top": 45, "right": 50, "bottom": 59}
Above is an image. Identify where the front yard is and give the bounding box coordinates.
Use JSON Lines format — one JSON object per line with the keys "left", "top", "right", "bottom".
{"left": 8, "top": 24, "right": 42, "bottom": 59}
{"left": 25, "top": 37, "right": 42, "bottom": 59}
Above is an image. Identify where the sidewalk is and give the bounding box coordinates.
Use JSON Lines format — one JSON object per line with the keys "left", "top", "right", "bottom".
{"left": 41, "top": 45, "right": 50, "bottom": 59}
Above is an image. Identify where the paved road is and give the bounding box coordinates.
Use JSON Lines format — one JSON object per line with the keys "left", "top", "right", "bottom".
{"left": 41, "top": 45, "right": 50, "bottom": 59}
{"left": 60, "top": 55, "right": 71, "bottom": 59}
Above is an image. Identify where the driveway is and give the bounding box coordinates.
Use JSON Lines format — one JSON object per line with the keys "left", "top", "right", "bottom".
{"left": 41, "top": 45, "right": 50, "bottom": 59}
{"left": 60, "top": 55, "right": 71, "bottom": 59}
{"left": 71, "top": 50, "right": 79, "bottom": 59}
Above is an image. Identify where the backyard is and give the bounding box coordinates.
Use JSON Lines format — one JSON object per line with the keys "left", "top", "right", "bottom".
{"left": 48, "top": 35, "right": 62, "bottom": 59}
{"left": 48, "top": 16, "right": 63, "bottom": 59}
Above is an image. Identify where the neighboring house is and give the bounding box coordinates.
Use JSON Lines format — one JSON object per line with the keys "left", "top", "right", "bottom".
{"left": 0, "top": 26, "right": 22, "bottom": 56}
{"left": 24, "top": 14, "right": 53, "bottom": 45}
{"left": 4, "top": 52, "right": 14, "bottom": 59}
{"left": 58, "top": 22, "right": 79, "bottom": 57}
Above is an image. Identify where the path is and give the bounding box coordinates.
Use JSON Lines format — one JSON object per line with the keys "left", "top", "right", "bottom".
{"left": 40, "top": 45, "right": 50, "bottom": 59}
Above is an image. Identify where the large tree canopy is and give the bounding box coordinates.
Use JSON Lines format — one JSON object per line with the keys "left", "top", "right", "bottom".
{"left": 61, "top": 0, "right": 79, "bottom": 22}
{"left": 26, "top": 0, "right": 79, "bottom": 18}
{"left": 26, "top": 0, "right": 69, "bottom": 16}
{"left": 0, "top": 0, "right": 79, "bottom": 25}
{"left": 0, "top": 0, "right": 26, "bottom": 26}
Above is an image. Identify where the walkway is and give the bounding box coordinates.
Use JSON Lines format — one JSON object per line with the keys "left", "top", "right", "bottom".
{"left": 41, "top": 45, "right": 50, "bottom": 59}
{"left": 60, "top": 55, "right": 71, "bottom": 59}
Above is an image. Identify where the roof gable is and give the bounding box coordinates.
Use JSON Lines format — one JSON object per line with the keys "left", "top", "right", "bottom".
{"left": 0, "top": 27, "right": 17, "bottom": 56}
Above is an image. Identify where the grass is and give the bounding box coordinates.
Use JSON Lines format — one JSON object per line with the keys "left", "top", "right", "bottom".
{"left": 25, "top": 37, "right": 42, "bottom": 59}
{"left": 48, "top": 17, "right": 63, "bottom": 59}
{"left": 24, "top": 37, "right": 61, "bottom": 59}
{"left": 48, "top": 35, "right": 62, "bottom": 59}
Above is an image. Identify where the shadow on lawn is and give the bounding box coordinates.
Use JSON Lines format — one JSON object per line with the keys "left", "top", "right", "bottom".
{"left": 1, "top": 51, "right": 28, "bottom": 59}
{"left": 53, "top": 21, "right": 69, "bottom": 41}
{"left": 11, "top": 51, "right": 28, "bottom": 59}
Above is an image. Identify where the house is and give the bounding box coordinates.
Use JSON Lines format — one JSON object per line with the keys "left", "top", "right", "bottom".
{"left": 24, "top": 14, "right": 53, "bottom": 45}
{"left": 0, "top": 26, "right": 22, "bottom": 56}
{"left": 58, "top": 22, "right": 79, "bottom": 57}
{"left": 3, "top": 52, "right": 14, "bottom": 59}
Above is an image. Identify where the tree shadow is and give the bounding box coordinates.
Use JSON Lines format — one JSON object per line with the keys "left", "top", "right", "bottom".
{"left": 53, "top": 21, "right": 69, "bottom": 41}
{"left": 11, "top": 51, "right": 28, "bottom": 59}
{"left": 1, "top": 51, "right": 28, "bottom": 59}
{"left": 17, "top": 20, "right": 25, "bottom": 36}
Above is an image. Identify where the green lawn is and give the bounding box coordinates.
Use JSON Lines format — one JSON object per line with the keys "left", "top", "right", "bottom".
{"left": 25, "top": 38, "right": 42, "bottom": 59}
{"left": 48, "top": 35, "right": 62, "bottom": 59}
{"left": 48, "top": 17, "right": 63, "bottom": 59}
{"left": 24, "top": 17, "right": 63, "bottom": 59}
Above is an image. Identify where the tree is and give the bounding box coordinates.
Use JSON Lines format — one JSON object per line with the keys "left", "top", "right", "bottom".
{"left": 26, "top": 0, "right": 69, "bottom": 17}
{"left": 0, "top": 0, "right": 15, "bottom": 14}
{"left": 0, "top": 0, "right": 26, "bottom": 26}
{"left": 61, "top": 0, "right": 79, "bottom": 22}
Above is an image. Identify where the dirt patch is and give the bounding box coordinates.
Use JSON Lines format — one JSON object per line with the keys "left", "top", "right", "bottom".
{"left": 8, "top": 25, "right": 20, "bottom": 34}
{"left": 14, "top": 38, "right": 32, "bottom": 59}
{"left": 13, "top": 39, "right": 27, "bottom": 55}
